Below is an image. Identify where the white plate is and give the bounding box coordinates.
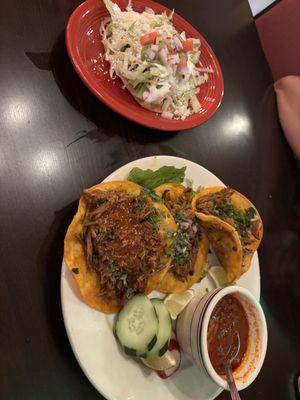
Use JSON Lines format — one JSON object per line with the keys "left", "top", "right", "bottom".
{"left": 61, "top": 155, "right": 260, "bottom": 400}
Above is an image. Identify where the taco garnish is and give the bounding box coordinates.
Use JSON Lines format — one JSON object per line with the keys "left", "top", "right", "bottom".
{"left": 154, "top": 184, "right": 209, "bottom": 292}
{"left": 64, "top": 181, "right": 176, "bottom": 313}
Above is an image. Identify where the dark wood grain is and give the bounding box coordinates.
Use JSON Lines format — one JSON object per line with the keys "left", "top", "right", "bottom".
{"left": 0, "top": 0, "right": 299, "bottom": 399}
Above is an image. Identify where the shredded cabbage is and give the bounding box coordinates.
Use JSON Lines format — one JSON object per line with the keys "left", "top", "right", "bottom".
{"left": 101, "top": 0, "right": 210, "bottom": 120}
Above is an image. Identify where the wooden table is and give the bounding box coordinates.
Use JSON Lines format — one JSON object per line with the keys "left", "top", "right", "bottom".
{"left": 1, "top": 0, "right": 299, "bottom": 399}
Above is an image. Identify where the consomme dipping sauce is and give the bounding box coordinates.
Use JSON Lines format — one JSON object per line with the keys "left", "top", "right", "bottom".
{"left": 207, "top": 294, "right": 249, "bottom": 374}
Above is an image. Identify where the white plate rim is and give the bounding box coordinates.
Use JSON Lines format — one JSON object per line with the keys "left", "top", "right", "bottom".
{"left": 61, "top": 155, "right": 260, "bottom": 400}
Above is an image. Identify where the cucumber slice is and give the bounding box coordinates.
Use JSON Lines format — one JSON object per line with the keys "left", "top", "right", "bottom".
{"left": 147, "top": 299, "right": 172, "bottom": 359}
{"left": 115, "top": 295, "right": 158, "bottom": 357}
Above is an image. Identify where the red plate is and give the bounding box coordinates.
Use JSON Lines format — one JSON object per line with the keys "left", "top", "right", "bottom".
{"left": 66, "top": 0, "right": 224, "bottom": 131}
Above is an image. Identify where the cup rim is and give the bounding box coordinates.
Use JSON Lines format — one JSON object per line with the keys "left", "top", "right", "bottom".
{"left": 200, "top": 285, "right": 268, "bottom": 391}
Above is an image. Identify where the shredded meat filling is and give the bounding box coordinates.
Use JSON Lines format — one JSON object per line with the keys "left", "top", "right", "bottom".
{"left": 164, "top": 188, "right": 202, "bottom": 282}
{"left": 196, "top": 187, "right": 260, "bottom": 254}
{"left": 81, "top": 190, "right": 167, "bottom": 305}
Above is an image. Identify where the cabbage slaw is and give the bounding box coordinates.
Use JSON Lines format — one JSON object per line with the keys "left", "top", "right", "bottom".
{"left": 101, "top": 0, "right": 210, "bottom": 120}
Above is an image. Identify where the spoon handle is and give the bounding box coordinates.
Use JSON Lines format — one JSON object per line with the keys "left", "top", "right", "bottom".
{"left": 224, "top": 362, "right": 242, "bottom": 400}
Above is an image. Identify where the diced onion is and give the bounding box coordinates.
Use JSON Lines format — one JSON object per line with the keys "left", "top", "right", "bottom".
{"left": 142, "top": 91, "right": 149, "bottom": 100}
{"left": 180, "top": 221, "right": 190, "bottom": 230}
{"left": 145, "top": 7, "right": 155, "bottom": 14}
{"left": 147, "top": 48, "right": 156, "bottom": 60}
{"left": 158, "top": 48, "right": 168, "bottom": 66}
{"left": 168, "top": 54, "right": 180, "bottom": 64}
{"left": 197, "top": 67, "right": 214, "bottom": 73}
{"left": 180, "top": 31, "right": 186, "bottom": 41}
{"left": 190, "top": 95, "right": 201, "bottom": 112}
{"left": 173, "top": 35, "right": 183, "bottom": 51}
{"left": 162, "top": 111, "right": 174, "bottom": 119}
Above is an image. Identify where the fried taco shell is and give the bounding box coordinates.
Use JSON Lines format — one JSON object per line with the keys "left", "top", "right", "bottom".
{"left": 154, "top": 184, "right": 209, "bottom": 292}
{"left": 64, "top": 181, "right": 176, "bottom": 313}
{"left": 192, "top": 186, "right": 263, "bottom": 282}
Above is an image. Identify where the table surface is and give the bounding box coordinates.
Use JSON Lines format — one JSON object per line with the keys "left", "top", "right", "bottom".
{"left": 1, "top": 0, "right": 300, "bottom": 399}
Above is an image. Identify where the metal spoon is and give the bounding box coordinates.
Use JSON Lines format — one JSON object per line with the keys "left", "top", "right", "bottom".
{"left": 223, "top": 331, "right": 242, "bottom": 400}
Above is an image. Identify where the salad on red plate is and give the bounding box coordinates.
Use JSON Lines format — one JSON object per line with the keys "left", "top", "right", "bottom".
{"left": 101, "top": 0, "right": 212, "bottom": 120}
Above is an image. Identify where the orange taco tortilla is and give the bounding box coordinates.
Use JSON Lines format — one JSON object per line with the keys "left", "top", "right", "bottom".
{"left": 192, "top": 186, "right": 263, "bottom": 282}
{"left": 64, "top": 181, "right": 176, "bottom": 313}
{"left": 154, "top": 184, "right": 209, "bottom": 293}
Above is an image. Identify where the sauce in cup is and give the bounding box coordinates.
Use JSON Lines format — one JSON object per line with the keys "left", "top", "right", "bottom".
{"left": 207, "top": 294, "right": 249, "bottom": 374}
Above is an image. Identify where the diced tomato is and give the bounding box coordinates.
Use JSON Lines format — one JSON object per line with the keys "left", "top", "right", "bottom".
{"left": 182, "top": 38, "right": 194, "bottom": 52}
{"left": 178, "top": 57, "right": 187, "bottom": 68}
{"left": 140, "top": 31, "right": 158, "bottom": 45}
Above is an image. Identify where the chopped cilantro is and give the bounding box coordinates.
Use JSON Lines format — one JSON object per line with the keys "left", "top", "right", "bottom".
{"left": 144, "top": 208, "right": 163, "bottom": 229}
{"left": 175, "top": 210, "right": 187, "bottom": 222}
{"left": 107, "top": 261, "right": 117, "bottom": 273}
{"left": 246, "top": 206, "right": 256, "bottom": 219}
{"left": 79, "top": 231, "right": 85, "bottom": 240}
{"left": 98, "top": 227, "right": 116, "bottom": 242}
{"left": 133, "top": 197, "right": 146, "bottom": 212}
{"left": 213, "top": 199, "right": 256, "bottom": 234}
{"left": 140, "top": 187, "right": 163, "bottom": 202}
{"left": 198, "top": 269, "right": 207, "bottom": 282}
{"left": 174, "top": 253, "right": 189, "bottom": 265}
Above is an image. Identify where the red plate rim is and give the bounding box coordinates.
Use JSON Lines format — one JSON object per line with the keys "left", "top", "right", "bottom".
{"left": 66, "top": 0, "right": 224, "bottom": 131}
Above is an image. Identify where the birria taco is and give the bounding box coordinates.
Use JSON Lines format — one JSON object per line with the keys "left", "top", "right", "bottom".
{"left": 192, "top": 186, "right": 263, "bottom": 282}
{"left": 154, "top": 184, "right": 209, "bottom": 292}
{"left": 64, "top": 181, "right": 176, "bottom": 313}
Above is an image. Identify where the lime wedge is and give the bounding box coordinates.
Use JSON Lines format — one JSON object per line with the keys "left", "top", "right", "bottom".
{"left": 163, "top": 289, "right": 195, "bottom": 320}
{"left": 142, "top": 350, "right": 176, "bottom": 371}
{"left": 195, "top": 272, "right": 217, "bottom": 294}
{"left": 208, "top": 266, "right": 228, "bottom": 288}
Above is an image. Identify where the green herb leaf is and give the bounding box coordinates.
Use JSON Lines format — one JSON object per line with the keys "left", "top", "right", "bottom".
{"left": 144, "top": 208, "right": 163, "bottom": 229}
{"left": 107, "top": 261, "right": 117, "bottom": 273}
{"left": 174, "top": 253, "right": 188, "bottom": 265}
{"left": 140, "top": 187, "right": 163, "bottom": 202}
{"left": 198, "top": 269, "right": 207, "bottom": 282}
{"left": 175, "top": 210, "right": 187, "bottom": 222}
{"left": 97, "top": 227, "right": 116, "bottom": 242}
{"left": 246, "top": 206, "right": 256, "bottom": 219}
{"left": 127, "top": 166, "right": 186, "bottom": 189}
